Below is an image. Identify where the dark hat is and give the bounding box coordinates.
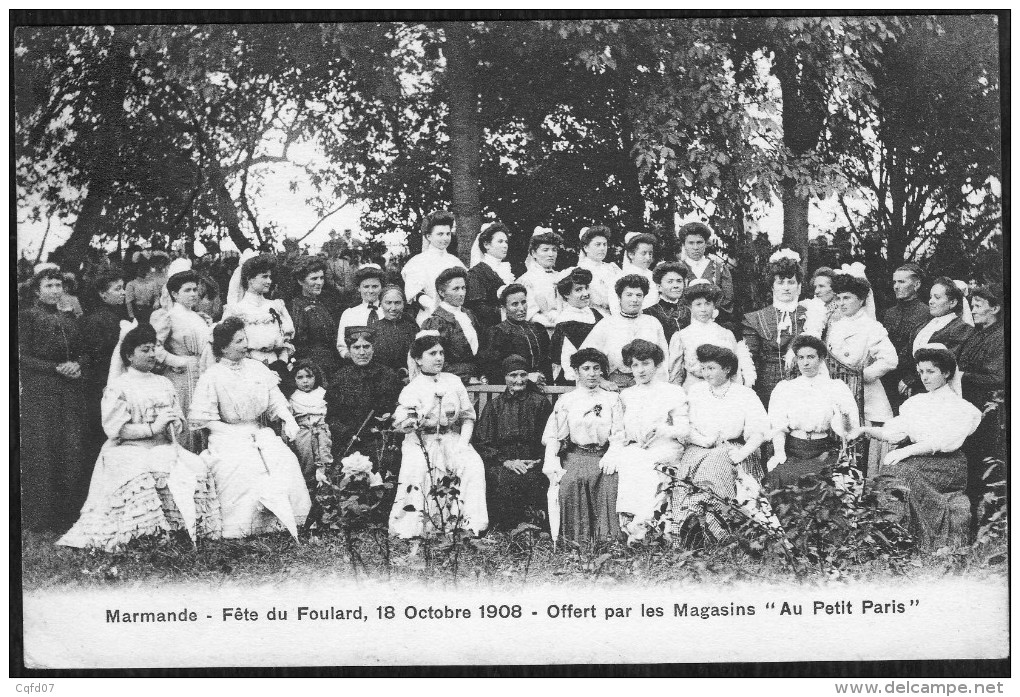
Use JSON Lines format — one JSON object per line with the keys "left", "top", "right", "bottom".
{"left": 502, "top": 354, "right": 529, "bottom": 375}
{"left": 344, "top": 325, "right": 376, "bottom": 346}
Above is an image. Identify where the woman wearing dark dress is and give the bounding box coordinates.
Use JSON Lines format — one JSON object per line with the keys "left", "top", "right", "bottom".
{"left": 80, "top": 270, "right": 129, "bottom": 463}
{"left": 19, "top": 268, "right": 90, "bottom": 532}
{"left": 289, "top": 256, "right": 341, "bottom": 377}
{"left": 421, "top": 267, "right": 486, "bottom": 384}
{"left": 472, "top": 354, "right": 553, "bottom": 531}
{"left": 901, "top": 277, "right": 975, "bottom": 398}
{"left": 371, "top": 285, "right": 420, "bottom": 378}
{"left": 325, "top": 326, "right": 402, "bottom": 465}
{"left": 466, "top": 221, "right": 515, "bottom": 332}
{"left": 549, "top": 268, "right": 603, "bottom": 385}
{"left": 485, "top": 283, "right": 553, "bottom": 385}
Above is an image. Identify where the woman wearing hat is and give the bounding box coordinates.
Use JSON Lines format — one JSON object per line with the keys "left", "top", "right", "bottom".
{"left": 472, "top": 354, "right": 553, "bottom": 530}
{"left": 19, "top": 267, "right": 90, "bottom": 532}
{"left": 388, "top": 331, "right": 488, "bottom": 538}
{"left": 325, "top": 326, "right": 402, "bottom": 465}
{"left": 575, "top": 225, "right": 620, "bottom": 317}
{"left": 335, "top": 264, "right": 386, "bottom": 359}
{"left": 484, "top": 283, "right": 552, "bottom": 385}
{"left": 466, "top": 221, "right": 515, "bottom": 331}
{"left": 515, "top": 228, "right": 569, "bottom": 331}
{"left": 549, "top": 268, "right": 602, "bottom": 385}
{"left": 221, "top": 255, "right": 295, "bottom": 383}
{"left": 849, "top": 345, "right": 981, "bottom": 549}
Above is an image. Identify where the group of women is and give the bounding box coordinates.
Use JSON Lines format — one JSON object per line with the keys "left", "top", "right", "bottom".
{"left": 19, "top": 212, "right": 1005, "bottom": 555}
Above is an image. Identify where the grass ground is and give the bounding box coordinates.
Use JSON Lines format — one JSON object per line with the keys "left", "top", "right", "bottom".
{"left": 19, "top": 526, "right": 1008, "bottom": 591}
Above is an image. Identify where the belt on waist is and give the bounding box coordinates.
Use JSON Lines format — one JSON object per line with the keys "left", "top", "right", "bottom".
{"left": 565, "top": 442, "right": 609, "bottom": 455}
{"left": 789, "top": 429, "right": 830, "bottom": 441}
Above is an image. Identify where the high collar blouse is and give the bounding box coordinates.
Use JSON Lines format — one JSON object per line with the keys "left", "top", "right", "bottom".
{"left": 542, "top": 386, "right": 623, "bottom": 447}
{"left": 768, "top": 374, "right": 860, "bottom": 435}
{"left": 884, "top": 385, "right": 981, "bottom": 453}
{"left": 686, "top": 381, "right": 769, "bottom": 445}
{"left": 402, "top": 247, "right": 466, "bottom": 323}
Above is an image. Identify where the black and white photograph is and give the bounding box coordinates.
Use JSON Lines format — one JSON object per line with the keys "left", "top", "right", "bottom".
{"left": 12, "top": 10, "right": 1008, "bottom": 679}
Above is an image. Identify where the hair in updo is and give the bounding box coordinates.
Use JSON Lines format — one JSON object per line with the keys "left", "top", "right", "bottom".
{"left": 970, "top": 283, "right": 1003, "bottom": 310}
{"left": 295, "top": 256, "right": 327, "bottom": 282}
{"left": 240, "top": 255, "right": 275, "bottom": 290}
{"left": 769, "top": 257, "right": 803, "bottom": 284}
{"left": 166, "top": 270, "right": 201, "bottom": 296}
{"left": 832, "top": 273, "right": 872, "bottom": 302}
{"left": 212, "top": 316, "right": 247, "bottom": 358}
{"left": 695, "top": 343, "right": 738, "bottom": 378}
{"left": 569, "top": 347, "right": 609, "bottom": 377}
{"left": 409, "top": 333, "right": 444, "bottom": 360}
{"left": 354, "top": 265, "right": 385, "bottom": 287}
{"left": 683, "top": 281, "right": 722, "bottom": 305}
{"left": 810, "top": 267, "right": 836, "bottom": 286}
{"left": 621, "top": 339, "right": 665, "bottom": 367}
{"left": 791, "top": 334, "right": 828, "bottom": 359}
{"left": 679, "top": 222, "right": 712, "bottom": 243}
{"left": 292, "top": 358, "right": 326, "bottom": 389}
{"left": 556, "top": 267, "right": 593, "bottom": 298}
{"left": 624, "top": 232, "right": 657, "bottom": 256}
{"left": 529, "top": 231, "right": 563, "bottom": 254}
{"left": 930, "top": 276, "right": 965, "bottom": 315}
{"left": 421, "top": 210, "right": 455, "bottom": 237}
{"left": 653, "top": 261, "right": 688, "bottom": 285}
{"left": 580, "top": 225, "right": 611, "bottom": 248}
{"left": 913, "top": 346, "right": 957, "bottom": 379}
{"left": 119, "top": 323, "right": 158, "bottom": 363}
{"left": 499, "top": 283, "right": 527, "bottom": 305}
{"left": 614, "top": 273, "right": 650, "bottom": 297}
{"left": 478, "top": 221, "right": 509, "bottom": 253}
{"left": 30, "top": 267, "right": 63, "bottom": 293}
{"left": 435, "top": 266, "right": 468, "bottom": 295}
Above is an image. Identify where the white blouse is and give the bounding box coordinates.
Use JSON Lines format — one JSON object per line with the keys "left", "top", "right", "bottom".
{"left": 438, "top": 301, "right": 479, "bottom": 354}
{"left": 576, "top": 256, "right": 620, "bottom": 315}
{"left": 769, "top": 374, "right": 860, "bottom": 435}
{"left": 883, "top": 386, "right": 981, "bottom": 453}
{"left": 289, "top": 386, "right": 328, "bottom": 418}
{"left": 667, "top": 320, "right": 755, "bottom": 387}
{"left": 613, "top": 381, "right": 690, "bottom": 446}
{"left": 516, "top": 266, "right": 568, "bottom": 329}
{"left": 401, "top": 248, "right": 466, "bottom": 323}
{"left": 150, "top": 303, "right": 212, "bottom": 369}
{"left": 609, "top": 261, "right": 658, "bottom": 314}
{"left": 687, "top": 381, "right": 770, "bottom": 445}
{"left": 542, "top": 387, "right": 623, "bottom": 447}
{"left": 393, "top": 372, "right": 476, "bottom": 432}
{"left": 580, "top": 314, "right": 668, "bottom": 378}
{"left": 222, "top": 294, "right": 295, "bottom": 365}
{"left": 825, "top": 308, "right": 898, "bottom": 422}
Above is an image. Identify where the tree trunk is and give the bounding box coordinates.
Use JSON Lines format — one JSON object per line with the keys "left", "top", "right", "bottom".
{"left": 207, "top": 161, "right": 256, "bottom": 252}
{"left": 444, "top": 23, "right": 482, "bottom": 265}
{"left": 781, "top": 178, "right": 810, "bottom": 265}
{"left": 59, "top": 35, "right": 132, "bottom": 266}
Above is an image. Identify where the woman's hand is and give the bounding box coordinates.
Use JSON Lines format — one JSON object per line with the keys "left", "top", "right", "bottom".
{"left": 600, "top": 458, "right": 618, "bottom": 475}
{"left": 883, "top": 448, "right": 909, "bottom": 468}
{"left": 726, "top": 446, "right": 748, "bottom": 464}
{"left": 282, "top": 420, "right": 300, "bottom": 442}
{"left": 503, "top": 459, "right": 530, "bottom": 475}
{"left": 639, "top": 426, "right": 659, "bottom": 449}
{"left": 898, "top": 380, "right": 911, "bottom": 397}
{"left": 599, "top": 379, "right": 620, "bottom": 392}
{"left": 766, "top": 452, "right": 786, "bottom": 472}
{"left": 315, "top": 467, "right": 329, "bottom": 484}
{"left": 527, "top": 371, "right": 546, "bottom": 386}
{"left": 845, "top": 426, "right": 865, "bottom": 441}
{"left": 542, "top": 457, "right": 565, "bottom": 484}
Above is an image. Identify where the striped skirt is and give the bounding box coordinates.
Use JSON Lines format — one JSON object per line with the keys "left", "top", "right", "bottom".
{"left": 875, "top": 451, "right": 971, "bottom": 550}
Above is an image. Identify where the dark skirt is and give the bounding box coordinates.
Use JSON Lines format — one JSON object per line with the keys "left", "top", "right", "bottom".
{"left": 877, "top": 451, "right": 970, "bottom": 550}
{"left": 754, "top": 356, "right": 790, "bottom": 409}
{"left": 559, "top": 444, "right": 619, "bottom": 545}
{"left": 767, "top": 435, "right": 838, "bottom": 488}
{"left": 19, "top": 370, "right": 89, "bottom": 532}
{"left": 485, "top": 462, "right": 547, "bottom": 531}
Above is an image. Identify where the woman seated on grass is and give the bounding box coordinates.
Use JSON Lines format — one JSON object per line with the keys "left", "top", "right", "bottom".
{"left": 58, "top": 324, "right": 221, "bottom": 551}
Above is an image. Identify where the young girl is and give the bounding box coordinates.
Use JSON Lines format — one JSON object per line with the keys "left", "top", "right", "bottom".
{"left": 289, "top": 359, "right": 333, "bottom": 493}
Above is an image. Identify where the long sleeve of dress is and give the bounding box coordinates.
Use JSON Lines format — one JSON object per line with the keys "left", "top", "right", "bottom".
{"left": 472, "top": 400, "right": 501, "bottom": 463}
{"left": 667, "top": 332, "right": 685, "bottom": 385}
{"left": 861, "top": 326, "right": 898, "bottom": 382}
{"left": 101, "top": 384, "right": 134, "bottom": 439}
{"left": 19, "top": 310, "right": 60, "bottom": 375}
{"left": 740, "top": 389, "right": 771, "bottom": 442}
{"left": 717, "top": 263, "right": 735, "bottom": 315}
{"left": 150, "top": 308, "right": 191, "bottom": 369}
{"left": 736, "top": 340, "right": 757, "bottom": 387}
{"left": 188, "top": 370, "right": 222, "bottom": 429}
{"left": 885, "top": 390, "right": 981, "bottom": 453}
{"left": 542, "top": 399, "right": 570, "bottom": 446}
{"left": 273, "top": 299, "right": 295, "bottom": 342}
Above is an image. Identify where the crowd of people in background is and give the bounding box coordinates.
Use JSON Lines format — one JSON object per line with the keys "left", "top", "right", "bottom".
{"left": 18, "top": 211, "right": 1005, "bottom": 556}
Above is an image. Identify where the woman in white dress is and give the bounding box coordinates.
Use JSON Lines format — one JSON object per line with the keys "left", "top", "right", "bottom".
{"left": 189, "top": 317, "right": 310, "bottom": 539}
{"left": 667, "top": 344, "right": 771, "bottom": 540}
{"left": 849, "top": 345, "right": 981, "bottom": 549}
{"left": 600, "top": 340, "right": 689, "bottom": 542}
{"left": 766, "top": 335, "right": 860, "bottom": 487}
{"left": 221, "top": 255, "right": 295, "bottom": 383}
{"left": 58, "top": 324, "right": 221, "bottom": 551}
{"left": 609, "top": 232, "right": 658, "bottom": 313}
{"left": 388, "top": 331, "right": 488, "bottom": 538}
{"left": 668, "top": 281, "right": 755, "bottom": 389}
{"left": 150, "top": 270, "right": 213, "bottom": 453}
{"left": 515, "top": 228, "right": 569, "bottom": 331}
{"left": 575, "top": 225, "right": 620, "bottom": 316}
{"left": 401, "top": 210, "right": 466, "bottom": 324}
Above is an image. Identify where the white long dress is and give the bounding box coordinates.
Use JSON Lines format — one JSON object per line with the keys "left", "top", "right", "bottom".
{"left": 189, "top": 358, "right": 310, "bottom": 538}
{"left": 150, "top": 302, "right": 213, "bottom": 452}
{"left": 516, "top": 266, "right": 569, "bottom": 330}
{"left": 388, "top": 372, "right": 488, "bottom": 538}
{"left": 222, "top": 294, "right": 295, "bottom": 366}
{"left": 401, "top": 247, "right": 466, "bottom": 323}
{"left": 601, "top": 381, "right": 689, "bottom": 526}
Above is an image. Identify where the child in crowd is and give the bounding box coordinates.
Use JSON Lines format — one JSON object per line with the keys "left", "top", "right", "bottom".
{"left": 288, "top": 359, "right": 333, "bottom": 493}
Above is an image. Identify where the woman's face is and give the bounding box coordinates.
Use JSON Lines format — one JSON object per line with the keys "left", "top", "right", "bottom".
{"left": 439, "top": 277, "right": 467, "bottom": 307}
{"left": 565, "top": 283, "right": 591, "bottom": 309}
{"left": 172, "top": 281, "right": 200, "bottom": 310}
{"left": 426, "top": 224, "right": 453, "bottom": 252}
{"left": 837, "top": 291, "right": 865, "bottom": 317}
{"left": 659, "top": 271, "right": 685, "bottom": 302}
{"left": 127, "top": 342, "right": 158, "bottom": 373}
{"left": 701, "top": 360, "right": 730, "bottom": 388}
{"left": 222, "top": 330, "right": 248, "bottom": 362}
{"left": 773, "top": 275, "right": 800, "bottom": 303}
{"left": 584, "top": 236, "right": 608, "bottom": 263}
{"left": 971, "top": 296, "right": 1000, "bottom": 328}
{"left": 504, "top": 292, "right": 528, "bottom": 322}
{"left": 929, "top": 283, "right": 958, "bottom": 318}
{"left": 35, "top": 277, "right": 63, "bottom": 306}
{"left": 416, "top": 344, "right": 445, "bottom": 374}
{"left": 349, "top": 336, "right": 374, "bottom": 366}
{"left": 295, "top": 368, "right": 317, "bottom": 392}
{"left": 486, "top": 232, "right": 509, "bottom": 261}
{"left": 577, "top": 361, "right": 603, "bottom": 389}
{"left": 99, "top": 279, "right": 126, "bottom": 307}
{"left": 532, "top": 243, "right": 558, "bottom": 270}
{"left": 630, "top": 357, "right": 658, "bottom": 385}
{"left": 247, "top": 271, "right": 272, "bottom": 296}
{"left": 813, "top": 276, "right": 834, "bottom": 304}
{"left": 505, "top": 369, "right": 529, "bottom": 393}
{"left": 628, "top": 243, "right": 654, "bottom": 270}
{"left": 618, "top": 286, "right": 645, "bottom": 315}
{"left": 381, "top": 290, "right": 405, "bottom": 321}
{"left": 917, "top": 361, "right": 949, "bottom": 393}
{"left": 359, "top": 277, "right": 382, "bottom": 305}
{"left": 682, "top": 235, "right": 706, "bottom": 261}
{"left": 796, "top": 347, "right": 822, "bottom": 378}
{"left": 690, "top": 297, "right": 715, "bottom": 324}
{"left": 300, "top": 270, "right": 325, "bottom": 297}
